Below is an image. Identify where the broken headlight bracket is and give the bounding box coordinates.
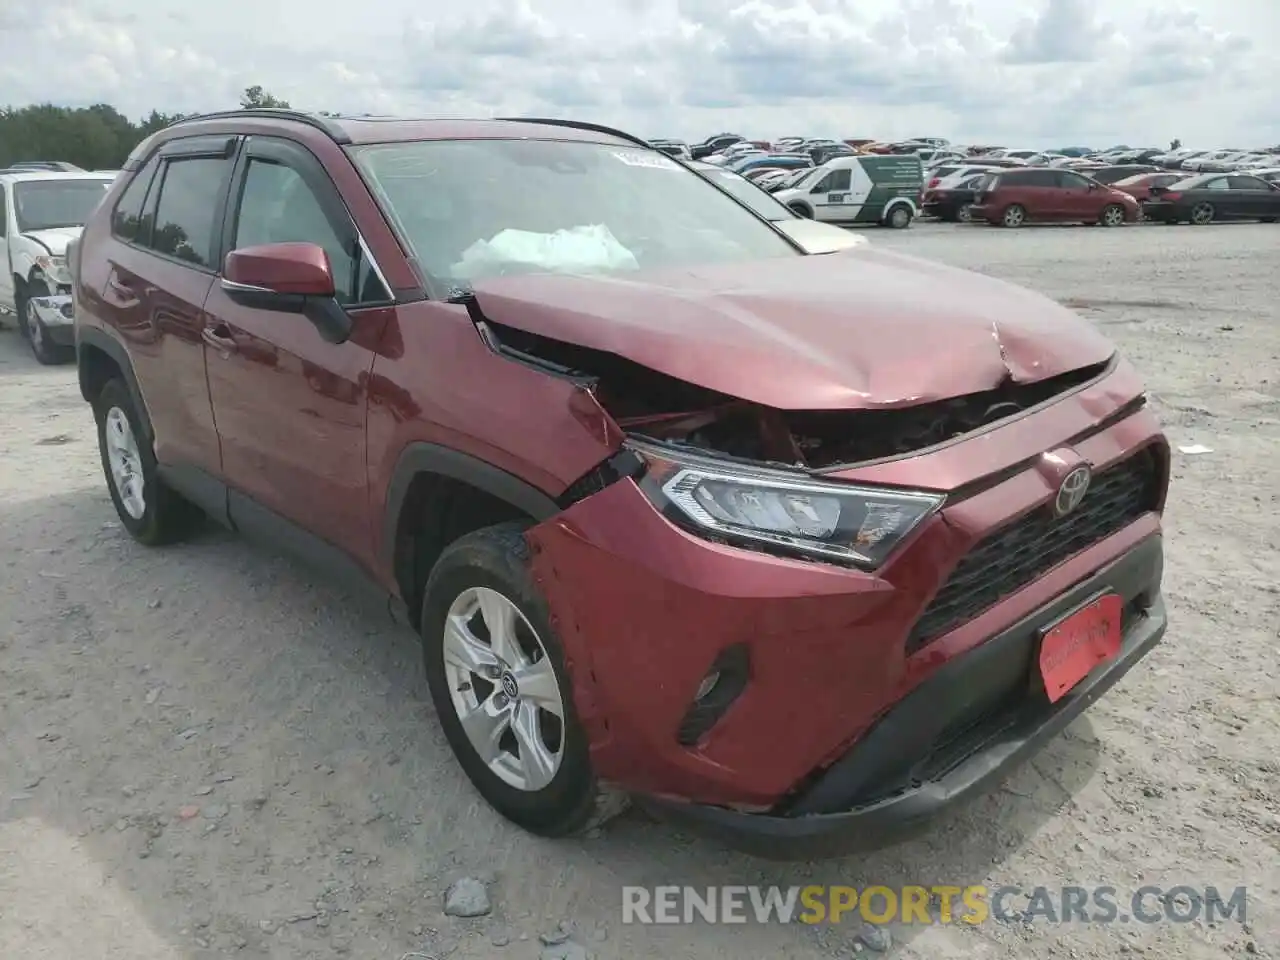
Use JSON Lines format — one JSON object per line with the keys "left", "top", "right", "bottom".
{"left": 556, "top": 448, "right": 647, "bottom": 509}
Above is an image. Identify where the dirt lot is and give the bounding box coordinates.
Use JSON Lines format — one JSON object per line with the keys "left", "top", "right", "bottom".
{"left": 1, "top": 221, "right": 1276, "bottom": 960}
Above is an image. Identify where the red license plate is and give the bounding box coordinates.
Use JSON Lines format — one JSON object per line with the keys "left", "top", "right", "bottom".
{"left": 1038, "top": 593, "right": 1123, "bottom": 703}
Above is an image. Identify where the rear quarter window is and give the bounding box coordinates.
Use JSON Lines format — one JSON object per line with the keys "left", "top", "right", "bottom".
{"left": 112, "top": 155, "right": 160, "bottom": 243}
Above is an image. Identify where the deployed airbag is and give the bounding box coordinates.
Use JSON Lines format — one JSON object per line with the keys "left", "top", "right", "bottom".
{"left": 451, "top": 225, "right": 639, "bottom": 280}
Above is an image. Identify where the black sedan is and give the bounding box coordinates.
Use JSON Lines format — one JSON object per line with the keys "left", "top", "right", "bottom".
{"left": 1142, "top": 173, "right": 1280, "bottom": 224}
{"left": 922, "top": 174, "right": 985, "bottom": 222}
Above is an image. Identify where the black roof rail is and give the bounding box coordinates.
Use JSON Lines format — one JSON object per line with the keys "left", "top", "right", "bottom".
{"left": 495, "top": 117, "right": 654, "bottom": 151}
{"left": 164, "top": 109, "right": 352, "bottom": 144}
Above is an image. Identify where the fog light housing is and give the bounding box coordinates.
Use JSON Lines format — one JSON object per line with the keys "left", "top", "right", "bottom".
{"left": 676, "top": 644, "right": 750, "bottom": 746}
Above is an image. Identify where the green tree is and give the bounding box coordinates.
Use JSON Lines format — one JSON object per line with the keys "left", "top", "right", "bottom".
{"left": 239, "top": 86, "right": 291, "bottom": 109}
{"left": 0, "top": 86, "right": 292, "bottom": 169}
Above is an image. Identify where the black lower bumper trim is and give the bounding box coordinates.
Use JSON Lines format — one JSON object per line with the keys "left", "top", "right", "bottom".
{"left": 639, "top": 535, "right": 1167, "bottom": 861}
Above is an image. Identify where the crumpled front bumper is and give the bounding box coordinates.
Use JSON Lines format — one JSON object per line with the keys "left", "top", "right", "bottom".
{"left": 28, "top": 294, "right": 76, "bottom": 343}
{"left": 639, "top": 535, "right": 1167, "bottom": 860}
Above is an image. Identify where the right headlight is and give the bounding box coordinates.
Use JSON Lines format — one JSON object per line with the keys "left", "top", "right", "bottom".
{"left": 632, "top": 442, "right": 945, "bottom": 570}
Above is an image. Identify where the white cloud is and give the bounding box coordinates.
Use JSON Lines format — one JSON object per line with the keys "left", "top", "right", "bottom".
{"left": 0, "top": 0, "right": 1275, "bottom": 147}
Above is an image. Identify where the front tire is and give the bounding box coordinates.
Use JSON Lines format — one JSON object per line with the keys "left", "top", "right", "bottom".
{"left": 884, "top": 204, "right": 913, "bottom": 229}
{"left": 93, "top": 379, "right": 202, "bottom": 545}
{"left": 788, "top": 202, "right": 814, "bottom": 219}
{"left": 19, "top": 280, "right": 73, "bottom": 365}
{"left": 1100, "top": 204, "right": 1126, "bottom": 227}
{"left": 420, "top": 522, "right": 621, "bottom": 837}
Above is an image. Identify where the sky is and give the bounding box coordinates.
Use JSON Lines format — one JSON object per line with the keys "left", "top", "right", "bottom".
{"left": 2, "top": 0, "right": 1277, "bottom": 148}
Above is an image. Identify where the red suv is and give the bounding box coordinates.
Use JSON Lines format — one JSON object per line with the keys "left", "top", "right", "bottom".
{"left": 971, "top": 167, "right": 1141, "bottom": 227}
{"left": 70, "top": 111, "right": 1169, "bottom": 859}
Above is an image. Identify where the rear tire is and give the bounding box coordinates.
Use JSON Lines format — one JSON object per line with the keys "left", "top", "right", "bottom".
{"left": 1190, "top": 202, "right": 1215, "bottom": 225}
{"left": 420, "top": 522, "right": 627, "bottom": 837}
{"left": 93, "top": 379, "right": 203, "bottom": 545}
{"left": 1001, "top": 204, "right": 1027, "bottom": 227}
{"left": 788, "top": 202, "right": 814, "bottom": 219}
{"left": 957, "top": 203, "right": 974, "bottom": 223}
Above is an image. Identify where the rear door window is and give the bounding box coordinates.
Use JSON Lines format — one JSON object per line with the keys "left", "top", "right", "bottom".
{"left": 1227, "top": 175, "right": 1268, "bottom": 191}
{"left": 145, "top": 156, "right": 234, "bottom": 268}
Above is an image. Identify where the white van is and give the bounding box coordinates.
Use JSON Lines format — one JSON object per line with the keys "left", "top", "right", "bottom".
{"left": 772, "top": 154, "right": 923, "bottom": 228}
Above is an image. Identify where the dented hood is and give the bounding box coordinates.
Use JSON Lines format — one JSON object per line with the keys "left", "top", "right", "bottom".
{"left": 470, "top": 247, "right": 1116, "bottom": 410}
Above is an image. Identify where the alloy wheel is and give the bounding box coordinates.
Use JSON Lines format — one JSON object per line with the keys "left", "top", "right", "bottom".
{"left": 1103, "top": 205, "right": 1125, "bottom": 226}
{"left": 1191, "top": 202, "right": 1214, "bottom": 225}
{"left": 1003, "top": 205, "right": 1025, "bottom": 227}
{"left": 957, "top": 204, "right": 973, "bottom": 223}
{"left": 442, "top": 586, "right": 566, "bottom": 792}
{"left": 104, "top": 407, "right": 147, "bottom": 519}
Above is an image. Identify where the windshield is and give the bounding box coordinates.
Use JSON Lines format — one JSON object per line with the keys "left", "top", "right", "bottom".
{"left": 351, "top": 140, "right": 798, "bottom": 284}
{"left": 698, "top": 169, "right": 794, "bottom": 221}
{"left": 14, "top": 178, "right": 112, "bottom": 232}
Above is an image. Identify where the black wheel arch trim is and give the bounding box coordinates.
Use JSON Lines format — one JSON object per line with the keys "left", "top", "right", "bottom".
{"left": 76, "top": 326, "right": 155, "bottom": 443}
{"left": 381, "top": 442, "right": 562, "bottom": 572}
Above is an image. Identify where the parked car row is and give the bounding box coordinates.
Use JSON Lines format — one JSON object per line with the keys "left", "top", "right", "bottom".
{"left": 923, "top": 167, "right": 1280, "bottom": 227}
{"left": 649, "top": 133, "right": 1280, "bottom": 233}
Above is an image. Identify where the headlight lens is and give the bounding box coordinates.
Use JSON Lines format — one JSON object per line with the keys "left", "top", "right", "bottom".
{"left": 35, "top": 255, "right": 70, "bottom": 281}
{"left": 634, "top": 444, "right": 944, "bottom": 569}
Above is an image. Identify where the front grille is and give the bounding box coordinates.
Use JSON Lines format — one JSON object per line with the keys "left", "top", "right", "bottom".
{"left": 906, "top": 449, "right": 1160, "bottom": 654}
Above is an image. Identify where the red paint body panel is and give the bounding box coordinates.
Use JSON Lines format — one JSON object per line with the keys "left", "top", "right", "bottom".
{"left": 469, "top": 248, "right": 1118, "bottom": 410}
{"left": 80, "top": 240, "right": 220, "bottom": 476}
{"left": 527, "top": 406, "right": 1165, "bottom": 808}
{"left": 224, "top": 242, "right": 336, "bottom": 295}
{"left": 202, "top": 285, "right": 388, "bottom": 572}
{"left": 365, "top": 302, "right": 622, "bottom": 585}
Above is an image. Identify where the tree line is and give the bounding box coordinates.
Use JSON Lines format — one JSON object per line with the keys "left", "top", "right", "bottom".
{"left": 0, "top": 86, "right": 296, "bottom": 171}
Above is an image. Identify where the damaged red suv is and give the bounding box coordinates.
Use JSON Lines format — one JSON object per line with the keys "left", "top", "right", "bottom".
{"left": 70, "top": 111, "right": 1169, "bottom": 859}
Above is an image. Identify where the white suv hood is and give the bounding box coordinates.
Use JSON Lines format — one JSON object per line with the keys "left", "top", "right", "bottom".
{"left": 20, "top": 226, "right": 84, "bottom": 255}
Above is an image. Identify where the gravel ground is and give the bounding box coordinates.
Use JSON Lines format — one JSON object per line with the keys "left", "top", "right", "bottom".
{"left": 1, "top": 220, "right": 1276, "bottom": 960}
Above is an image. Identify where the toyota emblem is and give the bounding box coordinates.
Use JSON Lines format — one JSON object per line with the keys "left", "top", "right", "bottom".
{"left": 1054, "top": 464, "right": 1092, "bottom": 517}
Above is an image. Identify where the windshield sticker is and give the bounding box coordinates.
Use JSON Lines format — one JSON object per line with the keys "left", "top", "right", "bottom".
{"left": 612, "top": 151, "right": 681, "bottom": 170}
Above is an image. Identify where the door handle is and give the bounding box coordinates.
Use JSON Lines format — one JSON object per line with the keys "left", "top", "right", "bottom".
{"left": 105, "top": 273, "right": 138, "bottom": 300}
{"left": 201, "top": 324, "right": 238, "bottom": 353}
